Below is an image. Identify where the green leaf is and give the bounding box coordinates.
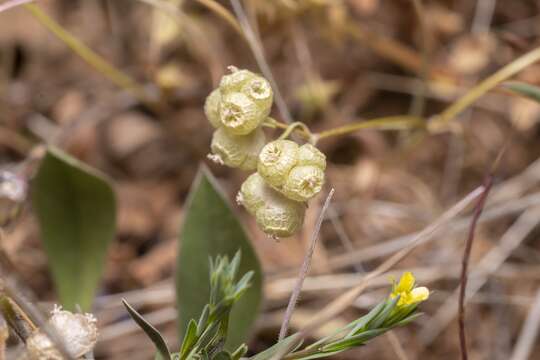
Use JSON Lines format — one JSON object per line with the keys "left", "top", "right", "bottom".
{"left": 213, "top": 351, "right": 233, "bottom": 360}
{"left": 504, "top": 81, "right": 540, "bottom": 103}
{"left": 231, "top": 344, "right": 248, "bottom": 360}
{"left": 249, "top": 333, "right": 303, "bottom": 360}
{"left": 321, "top": 328, "right": 387, "bottom": 352}
{"left": 368, "top": 296, "right": 399, "bottom": 329}
{"left": 177, "top": 166, "right": 263, "bottom": 350}
{"left": 123, "top": 299, "right": 171, "bottom": 360}
{"left": 180, "top": 319, "right": 198, "bottom": 358}
{"left": 31, "top": 147, "right": 116, "bottom": 310}
{"left": 347, "top": 301, "right": 386, "bottom": 337}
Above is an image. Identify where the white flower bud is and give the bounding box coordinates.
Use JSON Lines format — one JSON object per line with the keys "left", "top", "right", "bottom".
{"left": 26, "top": 305, "right": 98, "bottom": 359}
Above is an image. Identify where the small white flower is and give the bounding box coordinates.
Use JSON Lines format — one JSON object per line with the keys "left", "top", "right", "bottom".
{"left": 26, "top": 305, "right": 98, "bottom": 359}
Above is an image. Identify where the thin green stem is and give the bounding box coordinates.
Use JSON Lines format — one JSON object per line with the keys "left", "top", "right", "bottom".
{"left": 316, "top": 116, "right": 425, "bottom": 141}
{"left": 278, "top": 122, "right": 313, "bottom": 141}
{"left": 265, "top": 116, "right": 424, "bottom": 144}
{"left": 263, "top": 117, "right": 312, "bottom": 139}
{"left": 24, "top": 4, "right": 150, "bottom": 105}
{"left": 429, "top": 45, "right": 540, "bottom": 132}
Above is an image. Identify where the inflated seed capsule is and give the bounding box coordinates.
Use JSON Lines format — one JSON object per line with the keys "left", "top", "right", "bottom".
{"left": 204, "top": 88, "right": 222, "bottom": 128}
{"left": 241, "top": 76, "right": 273, "bottom": 116}
{"left": 219, "top": 92, "right": 265, "bottom": 135}
{"left": 255, "top": 193, "right": 305, "bottom": 238}
{"left": 237, "top": 172, "right": 268, "bottom": 215}
{"left": 298, "top": 143, "right": 326, "bottom": 170}
{"left": 219, "top": 66, "right": 256, "bottom": 94}
{"left": 209, "top": 127, "right": 266, "bottom": 171}
{"left": 258, "top": 140, "right": 299, "bottom": 189}
{"left": 282, "top": 165, "right": 325, "bottom": 201}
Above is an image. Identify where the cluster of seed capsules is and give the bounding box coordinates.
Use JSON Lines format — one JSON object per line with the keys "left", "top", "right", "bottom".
{"left": 205, "top": 67, "right": 326, "bottom": 238}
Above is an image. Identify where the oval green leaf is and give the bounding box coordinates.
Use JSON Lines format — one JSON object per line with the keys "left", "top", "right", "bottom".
{"left": 177, "top": 165, "right": 262, "bottom": 350}
{"left": 31, "top": 147, "right": 116, "bottom": 311}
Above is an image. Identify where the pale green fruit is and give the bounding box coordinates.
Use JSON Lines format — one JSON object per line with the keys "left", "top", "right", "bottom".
{"left": 237, "top": 172, "right": 270, "bottom": 215}
{"left": 241, "top": 76, "right": 273, "bottom": 117}
{"left": 255, "top": 193, "right": 305, "bottom": 238}
{"left": 209, "top": 127, "right": 266, "bottom": 171}
{"left": 219, "top": 67, "right": 257, "bottom": 94}
{"left": 204, "top": 88, "right": 222, "bottom": 128}
{"left": 282, "top": 165, "right": 325, "bottom": 201}
{"left": 298, "top": 143, "right": 326, "bottom": 170}
{"left": 219, "top": 92, "right": 266, "bottom": 135}
{"left": 257, "top": 140, "right": 299, "bottom": 189}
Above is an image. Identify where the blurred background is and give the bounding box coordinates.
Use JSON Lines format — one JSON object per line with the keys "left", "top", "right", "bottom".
{"left": 2, "top": 0, "right": 540, "bottom": 359}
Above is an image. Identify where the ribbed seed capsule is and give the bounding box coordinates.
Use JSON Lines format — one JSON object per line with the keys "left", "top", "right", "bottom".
{"left": 256, "top": 193, "right": 305, "bottom": 238}
{"left": 258, "top": 140, "right": 299, "bottom": 189}
{"left": 204, "top": 88, "right": 222, "bottom": 128}
{"left": 282, "top": 165, "right": 325, "bottom": 201}
{"left": 219, "top": 92, "right": 265, "bottom": 135}
{"left": 209, "top": 127, "right": 266, "bottom": 171}
{"left": 241, "top": 76, "right": 273, "bottom": 117}
{"left": 237, "top": 173, "right": 268, "bottom": 215}
{"left": 298, "top": 143, "right": 326, "bottom": 170}
{"left": 219, "top": 67, "right": 256, "bottom": 94}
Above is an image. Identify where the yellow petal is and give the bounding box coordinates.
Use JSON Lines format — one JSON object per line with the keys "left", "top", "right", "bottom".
{"left": 396, "top": 272, "right": 415, "bottom": 293}
{"left": 410, "top": 287, "right": 430, "bottom": 303}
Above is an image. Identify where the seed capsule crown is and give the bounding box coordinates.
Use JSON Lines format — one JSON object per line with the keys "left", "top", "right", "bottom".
{"left": 219, "top": 92, "right": 265, "bottom": 135}
{"left": 258, "top": 140, "right": 299, "bottom": 189}
{"left": 283, "top": 165, "right": 325, "bottom": 202}
{"left": 204, "top": 88, "right": 222, "bottom": 128}
{"left": 210, "top": 127, "right": 266, "bottom": 171}
{"left": 219, "top": 67, "right": 257, "bottom": 94}
{"left": 241, "top": 76, "right": 273, "bottom": 116}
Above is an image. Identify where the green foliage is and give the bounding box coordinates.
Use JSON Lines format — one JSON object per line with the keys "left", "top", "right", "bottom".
{"left": 123, "top": 299, "right": 172, "bottom": 360}
{"left": 276, "top": 295, "right": 423, "bottom": 359}
{"left": 504, "top": 81, "right": 540, "bottom": 103}
{"left": 178, "top": 252, "right": 253, "bottom": 359}
{"left": 177, "top": 166, "right": 262, "bottom": 350}
{"left": 127, "top": 252, "right": 253, "bottom": 360}
{"left": 31, "top": 147, "right": 116, "bottom": 311}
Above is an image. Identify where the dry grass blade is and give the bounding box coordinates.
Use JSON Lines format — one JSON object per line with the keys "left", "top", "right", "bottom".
{"left": 230, "top": 0, "right": 293, "bottom": 124}
{"left": 268, "top": 186, "right": 483, "bottom": 360}
{"left": 458, "top": 176, "right": 493, "bottom": 360}
{"left": 429, "top": 46, "right": 540, "bottom": 132}
{"left": 23, "top": 4, "right": 150, "bottom": 106}
{"left": 301, "top": 186, "right": 484, "bottom": 334}
{"left": 510, "top": 287, "right": 540, "bottom": 360}
{"left": 0, "top": 0, "right": 33, "bottom": 13}
{"left": 194, "top": 0, "right": 244, "bottom": 37}
{"left": 278, "top": 189, "right": 335, "bottom": 341}
{"left": 420, "top": 206, "right": 540, "bottom": 345}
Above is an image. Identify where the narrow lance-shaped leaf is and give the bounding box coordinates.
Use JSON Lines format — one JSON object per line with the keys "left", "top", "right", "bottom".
{"left": 503, "top": 81, "right": 540, "bottom": 103}
{"left": 177, "top": 166, "right": 263, "bottom": 350}
{"left": 31, "top": 147, "right": 116, "bottom": 310}
{"left": 123, "top": 299, "right": 171, "bottom": 360}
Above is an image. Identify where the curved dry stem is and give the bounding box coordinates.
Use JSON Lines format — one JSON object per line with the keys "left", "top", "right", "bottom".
{"left": 194, "top": 0, "right": 245, "bottom": 38}
{"left": 316, "top": 116, "right": 425, "bottom": 141}
{"left": 24, "top": 4, "right": 149, "bottom": 105}
{"left": 429, "top": 46, "right": 540, "bottom": 132}
{"left": 278, "top": 122, "right": 313, "bottom": 142}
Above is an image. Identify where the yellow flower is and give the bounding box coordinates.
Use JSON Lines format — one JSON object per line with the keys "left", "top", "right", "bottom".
{"left": 390, "top": 272, "right": 430, "bottom": 307}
